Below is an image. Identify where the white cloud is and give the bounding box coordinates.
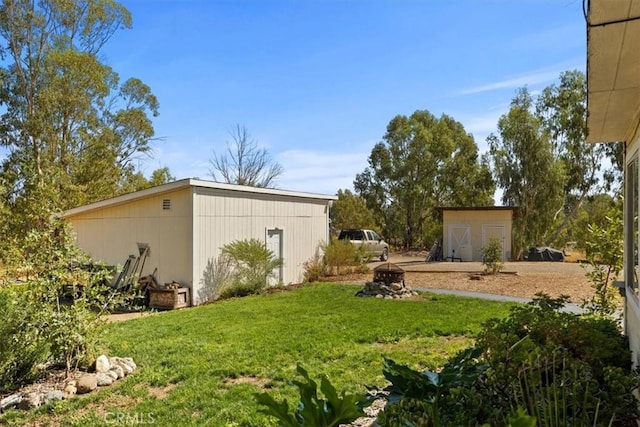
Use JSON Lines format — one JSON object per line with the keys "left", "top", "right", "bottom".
{"left": 275, "top": 149, "right": 370, "bottom": 195}
{"left": 457, "top": 70, "right": 561, "bottom": 95}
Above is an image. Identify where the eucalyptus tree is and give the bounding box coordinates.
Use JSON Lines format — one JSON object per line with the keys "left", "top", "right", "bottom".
{"left": 0, "top": 0, "right": 159, "bottom": 255}
{"left": 536, "top": 70, "right": 622, "bottom": 243}
{"left": 488, "top": 88, "right": 564, "bottom": 257}
{"left": 330, "top": 189, "right": 378, "bottom": 232}
{"left": 355, "top": 110, "right": 494, "bottom": 249}
{"left": 0, "top": 1, "right": 159, "bottom": 202}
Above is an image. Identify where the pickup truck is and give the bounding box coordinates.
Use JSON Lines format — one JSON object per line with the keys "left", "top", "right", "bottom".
{"left": 338, "top": 229, "right": 389, "bottom": 261}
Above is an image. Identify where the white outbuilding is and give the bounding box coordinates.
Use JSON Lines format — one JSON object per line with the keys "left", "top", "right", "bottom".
{"left": 63, "top": 179, "right": 337, "bottom": 306}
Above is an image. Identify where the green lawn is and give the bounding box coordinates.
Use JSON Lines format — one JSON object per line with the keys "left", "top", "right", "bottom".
{"left": 1, "top": 283, "right": 514, "bottom": 426}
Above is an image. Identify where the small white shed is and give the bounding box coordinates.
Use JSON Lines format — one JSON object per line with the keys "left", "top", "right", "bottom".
{"left": 63, "top": 179, "right": 337, "bottom": 305}
{"left": 439, "top": 207, "right": 518, "bottom": 262}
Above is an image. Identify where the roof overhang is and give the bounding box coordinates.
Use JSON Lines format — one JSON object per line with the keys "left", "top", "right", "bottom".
{"left": 586, "top": 0, "right": 640, "bottom": 144}
{"left": 64, "top": 178, "right": 338, "bottom": 218}
{"left": 436, "top": 206, "right": 519, "bottom": 219}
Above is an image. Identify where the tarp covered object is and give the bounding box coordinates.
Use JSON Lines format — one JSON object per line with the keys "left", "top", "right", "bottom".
{"left": 526, "top": 246, "right": 564, "bottom": 262}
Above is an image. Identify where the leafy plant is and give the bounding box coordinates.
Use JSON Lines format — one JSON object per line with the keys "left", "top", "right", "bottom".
{"left": 376, "top": 347, "right": 487, "bottom": 427}
{"left": 321, "top": 237, "right": 368, "bottom": 276}
{"left": 581, "top": 207, "right": 623, "bottom": 317}
{"left": 302, "top": 248, "right": 326, "bottom": 283}
{"left": 219, "top": 238, "right": 283, "bottom": 297}
{"left": 481, "top": 237, "right": 504, "bottom": 274}
{"left": 254, "top": 365, "right": 370, "bottom": 426}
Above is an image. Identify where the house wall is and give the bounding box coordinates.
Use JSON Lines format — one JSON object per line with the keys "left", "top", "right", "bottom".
{"left": 65, "top": 188, "right": 193, "bottom": 290}
{"left": 624, "top": 121, "right": 640, "bottom": 366}
{"left": 192, "top": 187, "right": 331, "bottom": 305}
{"left": 442, "top": 210, "right": 513, "bottom": 262}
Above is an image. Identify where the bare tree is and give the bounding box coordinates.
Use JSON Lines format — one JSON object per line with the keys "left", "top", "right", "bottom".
{"left": 208, "top": 125, "right": 283, "bottom": 188}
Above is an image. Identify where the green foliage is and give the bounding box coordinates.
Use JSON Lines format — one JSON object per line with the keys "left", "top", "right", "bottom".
{"left": 321, "top": 238, "right": 368, "bottom": 276}
{"left": 330, "top": 189, "right": 379, "bottom": 231}
{"left": 376, "top": 347, "right": 487, "bottom": 427}
{"left": 302, "top": 248, "right": 326, "bottom": 283}
{"left": 376, "top": 294, "right": 638, "bottom": 426}
{"left": 0, "top": 217, "right": 136, "bottom": 390}
{"left": 0, "top": 0, "right": 160, "bottom": 256}
{"left": 219, "top": 238, "right": 283, "bottom": 298}
{"left": 474, "top": 295, "right": 637, "bottom": 426}
{"left": 254, "top": 365, "right": 370, "bottom": 427}
{"left": 0, "top": 285, "right": 50, "bottom": 391}
{"left": 481, "top": 237, "right": 504, "bottom": 274}
{"left": 581, "top": 206, "right": 623, "bottom": 317}
{"left": 355, "top": 110, "right": 495, "bottom": 249}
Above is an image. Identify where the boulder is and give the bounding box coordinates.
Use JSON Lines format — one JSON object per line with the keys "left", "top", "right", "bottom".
{"left": 42, "top": 390, "right": 64, "bottom": 405}
{"left": 106, "top": 370, "right": 119, "bottom": 380}
{"left": 110, "top": 365, "right": 125, "bottom": 379}
{"left": 0, "top": 393, "right": 22, "bottom": 411}
{"left": 121, "top": 357, "right": 137, "bottom": 371}
{"left": 17, "top": 392, "right": 41, "bottom": 410}
{"left": 76, "top": 374, "right": 97, "bottom": 394}
{"left": 63, "top": 385, "right": 77, "bottom": 399}
{"left": 95, "top": 355, "right": 111, "bottom": 373}
{"left": 110, "top": 357, "right": 134, "bottom": 375}
{"left": 96, "top": 372, "right": 114, "bottom": 386}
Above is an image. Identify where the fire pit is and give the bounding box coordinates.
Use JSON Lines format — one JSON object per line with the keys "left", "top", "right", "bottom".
{"left": 373, "top": 262, "right": 405, "bottom": 287}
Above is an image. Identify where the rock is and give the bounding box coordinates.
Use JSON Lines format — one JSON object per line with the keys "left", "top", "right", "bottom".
{"left": 110, "top": 357, "right": 133, "bottom": 375}
{"left": 391, "top": 282, "right": 403, "bottom": 291}
{"left": 63, "top": 385, "right": 77, "bottom": 399}
{"left": 96, "top": 372, "right": 114, "bottom": 386}
{"left": 122, "top": 357, "right": 137, "bottom": 371}
{"left": 76, "top": 374, "right": 98, "bottom": 394}
{"left": 17, "top": 392, "right": 41, "bottom": 410}
{"left": 375, "top": 294, "right": 384, "bottom": 299}
{"left": 95, "top": 354, "right": 111, "bottom": 373}
{"left": 42, "top": 390, "right": 64, "bottom": 405}
{"left": 106, "top": 370, "right": 119, "bottom": 380}
{"left": 1, "top": 393, "right": 22, "bottom": 411}
{"left": 110, "top": 365, "right": 125, "bottom": 379}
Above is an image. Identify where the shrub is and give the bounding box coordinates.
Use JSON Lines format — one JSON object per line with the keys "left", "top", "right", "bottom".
{"left": 373, "top": 294, "right": 640, "bottom": 426}
{"left": 219, "top": 238, "right": 283, "bottom": 297}
{"left": 581, "top": 208, "right": 623, "bottom": 317}
{"left": 0, "top": 217, "right": 135, "bottom": 389}
{"left": 302, "top": 248, "right": 326, "bottom": 283}
{"left": 481, "top": 237, "right": 504, "bottom": 274}
{"left": 321, "top": 237, "right": 368, "bottom": 276}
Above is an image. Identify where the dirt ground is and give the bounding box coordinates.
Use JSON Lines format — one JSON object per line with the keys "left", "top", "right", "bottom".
{"left": 331, "top": 252, "right": 599, "bottom": 304}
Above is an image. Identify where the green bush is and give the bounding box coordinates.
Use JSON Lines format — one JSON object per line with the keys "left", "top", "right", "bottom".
{"left": 321, "top": 238, "right": 368, "bottom": 276}
{"left": 0, "top": 217, "right": 136, "bottom": 390}
{"left": 254, "top": 365, "right": 371, "bottom": 426}
{"left": 0, "top": 285, "right": 50, "bottom": 391}
{"left": 481, "top": 237, "right": 504, "bottom": 274}
{"left": 302, "top": 249, "right": 326, "bottom": 283}
{"left": 373, "top": 294, "right": 640, "bottom": 426}
{"left": 219, "top": 238, "right": 283, "bottom": 298}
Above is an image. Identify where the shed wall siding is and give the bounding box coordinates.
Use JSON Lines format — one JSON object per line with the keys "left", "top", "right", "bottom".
{"left": 66, "top": 188, "right": 193, "bottom": 288}
{"left": 442, "top": 210, "right": 513, "bottom": 261}
{"left": 192, "top": 188, "right": 329, "bottom": 304}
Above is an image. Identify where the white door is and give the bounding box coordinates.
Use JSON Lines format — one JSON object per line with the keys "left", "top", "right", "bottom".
{"left": 447, "top": 225, "right": 471, "bottom": 261}
{"left": 266, "top": 228, "right": 283, "bottom": 285}
{"left": 482, "top": 225, "right": 506, "bottom": 261}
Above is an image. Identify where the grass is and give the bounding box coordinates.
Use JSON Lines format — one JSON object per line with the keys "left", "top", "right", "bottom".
{"left": 1, "top": 283, "right": 514, "bottom": 426}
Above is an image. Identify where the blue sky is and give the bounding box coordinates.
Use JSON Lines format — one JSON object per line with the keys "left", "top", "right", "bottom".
{"left": 104, "top": 0, "right": 586, "bottom": 196}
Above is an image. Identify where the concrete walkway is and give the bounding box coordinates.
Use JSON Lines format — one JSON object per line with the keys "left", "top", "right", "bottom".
{"left": 414, "top": 286, "right": 585, "bottom": 314}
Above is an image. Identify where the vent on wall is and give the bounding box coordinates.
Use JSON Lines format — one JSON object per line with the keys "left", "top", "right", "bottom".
{"left": 162, "top": 199, "right": 171, "bottom": 210}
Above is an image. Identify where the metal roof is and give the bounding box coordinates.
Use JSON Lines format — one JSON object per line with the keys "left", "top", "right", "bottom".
{"left": 64, "top": 178, "right": 337, "bottom": 217}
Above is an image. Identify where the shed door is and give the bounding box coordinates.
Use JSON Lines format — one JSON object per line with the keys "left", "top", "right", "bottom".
{"left": 447, "top": 225, "right": 471, "bottom": 261}
{"left": 482, "top": 225, "right": 506, "bottom": 261}
{"left": 266, "top": 228, "right": 283, "bottom": 285}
